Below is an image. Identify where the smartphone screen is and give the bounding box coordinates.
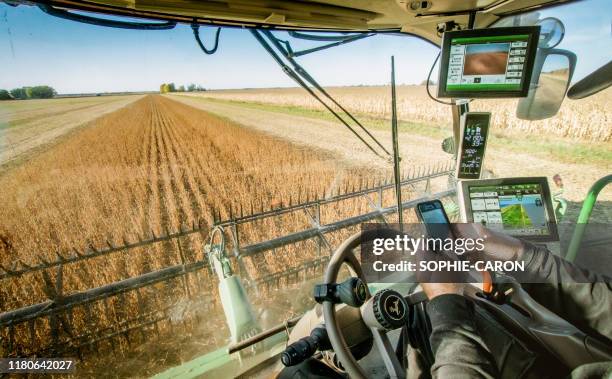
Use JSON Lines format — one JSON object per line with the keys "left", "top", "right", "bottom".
{"left": 416, "top": 200, "right": 454, "bottom": 241}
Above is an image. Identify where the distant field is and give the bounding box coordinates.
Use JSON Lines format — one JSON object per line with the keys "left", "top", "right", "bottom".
{"left": 182, "top": 85, "right": 612, "bottom": 142}
{"left": 173, "top": 88, "right": 611, "bottom": 207}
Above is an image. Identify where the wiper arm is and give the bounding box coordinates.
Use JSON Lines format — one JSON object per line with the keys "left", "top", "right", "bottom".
{"left": 261, "top": 30, "right": 390, "bottom": 157}
{"left": 251, "top": 29, "right": 391, "bottom": 160}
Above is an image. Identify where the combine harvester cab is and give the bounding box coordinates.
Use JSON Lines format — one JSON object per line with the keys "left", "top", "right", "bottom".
{"left": 1, "top": 0, "right": 610, "bottom": 378}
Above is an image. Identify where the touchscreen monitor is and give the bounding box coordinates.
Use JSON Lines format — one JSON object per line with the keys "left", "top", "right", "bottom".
{"left": 458, "top": 177, "right": 559, "bottom": 242}
{"left": 438, "top": 26, "right": 540, "bottom": 98}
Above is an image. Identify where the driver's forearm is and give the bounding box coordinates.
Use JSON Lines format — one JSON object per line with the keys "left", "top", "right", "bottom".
{"left": 427, "top": 294, "right": 499, "bottom": 379}
{"left": 516, "top": 243, "right": 612, "bottom": 341}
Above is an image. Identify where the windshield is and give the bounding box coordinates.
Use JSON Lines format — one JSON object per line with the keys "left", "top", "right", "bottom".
{"left": 0, "top": 0, "right": 610, "bottom": 376}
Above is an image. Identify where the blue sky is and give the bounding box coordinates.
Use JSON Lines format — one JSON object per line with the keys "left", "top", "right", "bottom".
{"left": 0, "top": 0, "right": 609, "bottom": 94}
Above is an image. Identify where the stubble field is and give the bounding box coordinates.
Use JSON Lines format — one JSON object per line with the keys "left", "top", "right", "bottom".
{"left": 0, "top": 95, "right": 143, "bottom": 170}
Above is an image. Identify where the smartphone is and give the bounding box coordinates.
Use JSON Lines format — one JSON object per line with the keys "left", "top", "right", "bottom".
{"left": 415, "top": 200, "right": 454, "bottom": 241}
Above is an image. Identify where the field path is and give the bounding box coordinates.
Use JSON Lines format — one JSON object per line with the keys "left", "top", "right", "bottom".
{"left": 170, "top": 95, "right": 610, "bottom": 203}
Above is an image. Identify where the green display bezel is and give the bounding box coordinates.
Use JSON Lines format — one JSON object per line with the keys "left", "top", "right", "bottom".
{"left": 437, "top": 26, "right": 540, "bottom": 99}
{"left": 459, "top": 177, "right": 559, "bottom": 242}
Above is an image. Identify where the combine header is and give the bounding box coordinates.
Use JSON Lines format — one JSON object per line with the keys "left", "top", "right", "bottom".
{"left": 0, "top": 163, "right": 455, "bottom": 362}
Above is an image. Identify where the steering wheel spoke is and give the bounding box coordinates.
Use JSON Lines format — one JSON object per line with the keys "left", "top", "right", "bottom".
{"left": 371, "top": 327, "right": 407, "bottom": 379}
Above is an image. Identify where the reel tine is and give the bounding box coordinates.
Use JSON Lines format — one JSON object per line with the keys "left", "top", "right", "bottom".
{"left": 19, "top": 259, "right": 32, "bottom": 269}
{"left": 74, "top": 248, "right": 84, "bottom": 258}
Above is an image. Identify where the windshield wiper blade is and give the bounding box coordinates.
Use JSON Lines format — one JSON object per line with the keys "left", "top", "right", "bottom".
{"left": 262, "top": 30, "right": 390, "bottom": 157}
{"left": 285, "top": 32, "right": 374, "bottom": 57}
{"left": 252, "top": 29, "right": 390, "bottom": 159}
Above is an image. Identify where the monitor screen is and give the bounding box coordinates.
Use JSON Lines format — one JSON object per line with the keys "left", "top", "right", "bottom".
{"left": 438, "top": 26, "right": 540, "bottom": 98}
{"left": 456, "top": 112, "right": 490, "bottom": 179}
{"left": 459, "top": 177, "right": 559, "bottom": 242}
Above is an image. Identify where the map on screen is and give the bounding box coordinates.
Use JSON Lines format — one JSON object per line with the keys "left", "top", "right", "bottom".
{"left": 468, "top": 183, "right": 548, "bottom": 236}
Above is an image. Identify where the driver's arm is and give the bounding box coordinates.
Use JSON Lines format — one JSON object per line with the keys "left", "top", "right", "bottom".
{"left": 516, "top": 242, "right": 612, "bottom": 341}
{"left": 455, "top": 224, "right": 612, "bottom": 341}
{"left": 423, "top": 286, "right": 499, "bottom": 378}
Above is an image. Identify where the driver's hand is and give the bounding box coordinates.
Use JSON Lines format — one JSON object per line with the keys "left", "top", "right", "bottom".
{"left": 421, "top": 282, "right": 465, "bottom": 299}
{"left": 451, "top": 223, "right": 526, "bottom": 262}
{"left": 415, "top": 243, "right": 467, "bottom": 299}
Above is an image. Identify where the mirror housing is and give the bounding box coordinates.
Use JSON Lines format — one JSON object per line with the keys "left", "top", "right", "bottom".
{"left": 568, "top": 60, "right": 612, "bottom": 99}
{"left": 516, "top": 48, "right": 576, "bottom": 120}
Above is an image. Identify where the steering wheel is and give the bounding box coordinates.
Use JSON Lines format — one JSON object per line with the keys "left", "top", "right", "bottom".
{"left": 322, "top": 229, "right": 612, "bottom": 378}
{"left": 322, "top": 228, "right": 410, "bottom": 379}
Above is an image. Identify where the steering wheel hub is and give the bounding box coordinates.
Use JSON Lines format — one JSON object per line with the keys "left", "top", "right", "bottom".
{"left": 375, "top": 290, "right": 409, "bottom": 329}
{"left": 361, "top": 289, "right": 410, "bottom": 331}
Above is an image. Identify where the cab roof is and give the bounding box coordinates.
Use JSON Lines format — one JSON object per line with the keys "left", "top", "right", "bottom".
{"left": 32, "top": 0, "right": 575, "bottom": 44}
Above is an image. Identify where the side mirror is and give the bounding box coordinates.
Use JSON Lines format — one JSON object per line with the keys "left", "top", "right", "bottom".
{"left": 516, "top": 49, "right": 576, "bottom": 120}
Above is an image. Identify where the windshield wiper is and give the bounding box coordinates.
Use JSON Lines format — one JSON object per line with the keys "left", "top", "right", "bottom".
{"left": 251, "top": 29, "right": 391, "bottom": 159}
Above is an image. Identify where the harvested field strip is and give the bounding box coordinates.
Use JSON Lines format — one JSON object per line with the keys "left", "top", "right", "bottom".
{"left": 0, "top": 95, "right": 143, "bottom": 169}
{"left": 0, "top": 96, "right": 130, "bottom": 126}
{"left": 3, "top": 101, "right": 121, "bottom": 129}
{"left": 0, "top": 95, "right": 380, "bottom": 311}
